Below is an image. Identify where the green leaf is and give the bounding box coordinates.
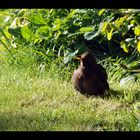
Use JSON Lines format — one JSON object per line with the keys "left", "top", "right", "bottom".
{"left": 84, "top": 22, "right": 103, "bottom": 40}
{"left": 84, "top": 31, "right": 99, "bottom": 40}
{"left": 54, "top": 31, "right": 61, "bottom": 40}
{"left": 137, "top": 40, "right": 140, "bottom": 53}
{"left": 35, "top": 26, "right": 50, "bottom": 38}
{"left": 68, "top": 10, "right": 78, "bottom": 18}
{"left": 8, "top": 27, "right": 21, "bottom": 37}
{"left": 52, "top": 19, "right": 62, "bottom": 31}
{"left": 32, "top": 49, "right": 50, "bottom": 62}
{"left": 36, "top": 26, "right": 49, "bottom": 33}
{"left": 98, "top": 9, "right": 105, "bottom": 16}
{"left": 134, "top": 26, "right": 140, "bottom": 36}
{"left": 131, "top": 20, "right": 137, "bottom": 25}
{"left": 63, "top": 49, "right": 78, "bottom": 64}
{"left": 67, "top": 32, "right": 80, "bottom": 37}
{"left": 114, "top": 17, "right": 125, "bottom": 28}
{"left": 106, "top": 24, "right": 114, "bottom": 40}
{"left": 79, "top": 26, "right": 94, "bottom": 33}
{"left": 75, "top": 44, "right": 89, "bottom": 54}
{"left": 21, "top": 26, "right": 31, "bottom": 41}
{"left": 120, "top": 41, "right": 129, "bottom": 53}
{"left": 63, "top": 30, "right": 68, "bottom": 34}
{"left": 32, "top": 15, "right": 46, "bottom": 25}
{"left": 125, "top": 38, "right": 136, "bottom": 47}
{"left": 101, "top": 22, "right": 108, "bottom": 33}
{"left": 107, "top": 29, "right": 113, "bottom": 40}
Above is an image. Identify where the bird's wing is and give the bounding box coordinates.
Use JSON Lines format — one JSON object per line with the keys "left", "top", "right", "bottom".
{"left": 96, "top": 64, "right": 109, "bottom": 90}
{"left": 96, "top": 64, "right": 108, "bottom": 80}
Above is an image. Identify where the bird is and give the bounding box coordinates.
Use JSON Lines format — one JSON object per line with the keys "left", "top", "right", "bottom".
{"left": 72, "top": 51, "right": 109, "bottom": 96}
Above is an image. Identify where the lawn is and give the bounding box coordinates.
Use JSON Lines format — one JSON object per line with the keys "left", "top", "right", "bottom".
{"left": 0, "top": 63, "right": 140, "bottom": 131}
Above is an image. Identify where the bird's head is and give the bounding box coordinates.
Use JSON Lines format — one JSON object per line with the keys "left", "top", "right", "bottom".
{"left": 76, "top": 51, "right": 97, "bottom": 68}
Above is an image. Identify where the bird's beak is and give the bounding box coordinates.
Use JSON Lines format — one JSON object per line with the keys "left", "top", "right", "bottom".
{"left": 75, "top": 56, "right": 81, "bottom": 60}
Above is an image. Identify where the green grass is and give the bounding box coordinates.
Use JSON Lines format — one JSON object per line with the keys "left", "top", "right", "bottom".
{"left": 0, "top": 63, "right": 140, "bottom": 131}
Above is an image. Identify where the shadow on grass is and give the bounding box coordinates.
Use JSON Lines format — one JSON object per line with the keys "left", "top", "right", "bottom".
{"left": 81, "top": 88, "right": 140, "bottom": 104}
{"left": 0, "top": 110, "right": 110, "bottom": 131}
{"left": 77, "top": 88, "right": 123, "bottom": 99}
{"left": 0, "top": 111, "right": 36, "bottom": 131}
{"left": 130, "top": 90, "right": 140, "bottom": 102}
{"left": 0, "top": 98, "right": 139, "bottom": 131}
{"left": 105, "top": 88, "right": 140, "bottom": 103}
{"left": 0, "top": 110, "right": 133, "bottom": 131}
{"left": 106, "top": 88, "right": 123, "bottom": 99}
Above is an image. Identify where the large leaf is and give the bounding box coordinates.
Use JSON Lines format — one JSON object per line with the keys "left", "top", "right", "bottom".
{"left": 134, "top": 26, "right": 140, "bottom": 36}
{"left": 84, "top": 22, "right": 104, "bottom": 40}
{"left": 137, "top": 40, "right": 140, "bottom": 53}
{"left": 32, "top": 15, "right": 46, "bottom": 25}
{"left": 35, "top": 26, "right": 51, "bottom": 38}
{"left": 36, "top": 26, "right": 49, "bottom": 33}
{"left": 21, "top": 26, "right": 31, "bottom": 41}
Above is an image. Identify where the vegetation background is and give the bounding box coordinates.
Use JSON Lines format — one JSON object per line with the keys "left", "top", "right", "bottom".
{"left": 0, "top": 9, "right": 140, "bottom": 131}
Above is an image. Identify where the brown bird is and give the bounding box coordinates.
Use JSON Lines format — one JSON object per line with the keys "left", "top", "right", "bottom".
{"left": 72, "top": 51, "right": 109, "bottom": 96}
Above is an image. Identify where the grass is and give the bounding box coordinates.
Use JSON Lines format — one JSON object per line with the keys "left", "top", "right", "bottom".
{"left": 0, "top": 62, "right": 140, "bottom": 131}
